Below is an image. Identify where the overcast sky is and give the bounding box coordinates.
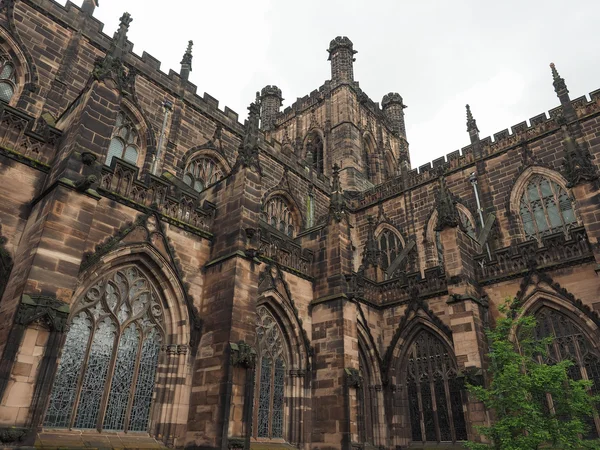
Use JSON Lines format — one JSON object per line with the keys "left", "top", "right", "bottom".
{"left": 59, "top": 0, "right": 600, "bottom": 169}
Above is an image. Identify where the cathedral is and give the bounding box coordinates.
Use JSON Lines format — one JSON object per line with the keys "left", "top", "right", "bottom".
{"left": 1, "top": 0, "right": 600, "bottom": 449}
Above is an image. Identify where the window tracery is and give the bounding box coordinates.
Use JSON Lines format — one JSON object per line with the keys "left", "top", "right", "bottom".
{"left": 458, "top": 210, "right": 476, "bottom": 240}
{"left": 254, "top": 306, "right": 286, "bottom": 439}
{"left": 378, "top": 228, "right": 403, "bottom": 273}
{"left": 106, "top": 112, "right": 140, "bottom": 166}
{"left": 183, "top": 156, "right": 225, "bottom": 192}
{"left": 0, "top": 57, "right": 17, "bottom": 103}
{"left": 262, "top": 196, "right": 296, "bottom": 237}
{"left": 519, "top": 176, "right": 576, "bottom": 241}
{"left": 44, "top": 266, "right": 164, "bottom": 433}
{"left": 534, "top": 307, "right": 600, "bottom": 437}
{"left": 405, "top": 331, "right": 467, "bottom": 444}
{"left": 306, "top": 132, "right": 324, "bottom": 173}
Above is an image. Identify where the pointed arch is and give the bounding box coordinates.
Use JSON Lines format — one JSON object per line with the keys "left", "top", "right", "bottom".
{"left": 43, "top": 245, "right": 191, "bottom": 439}
{"left": 390, "top": 320, "right": 467, "bottom": 445}
{"left": 261, "top": 191, "right": 302, "bottom": 237}
{"left": 384, "top": 149, "right": 397, "bottom": 178}
{"left": 120, "top": 98, "right": 157, "bottom": 173}
{"left": 180, "top": 146, "right": 230, "bottom": 192}
{"left": 0, "top": 26, "right": 36, "bottom": 106}
{"left": 374, "top": 223, "right": 406, "bottom": 275}
{"left": 363, "top": 131, "right": 381, "bottom": 185}
{"left": 303, "top": 129, "right": 325, "bottom": 174}
{"left": 509, "top": 166, "right": 579, "bottom": 242}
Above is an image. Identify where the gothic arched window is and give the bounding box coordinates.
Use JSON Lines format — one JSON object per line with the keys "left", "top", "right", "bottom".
{"left": 378, "top": 228, "right": 403, "bottom": 273}
{"left": 519, "top": 176, "right": 576, "bottom": 241}
{"left": 458, "top": 209, "right": 477, "bottom": 240}
{"left": 106, "top": 112, "right": 140, "bottom": 167}
{"left": 262, "top": 196, "right": 296, "bottom": 237}
{"left": 306, "top": 132, "right": 324, "bottom": 174}
{"left": 183, "top": 156, "right": 225, "bottom": 192}
{"left": 44, "top": 266, "right": 164, "bottom": 432}
{"left": 0, "top": 57, "right": 17, "bottom": 103}
{"left": 405, "top": 331, "right": 467, "bottom": 444}
{"left": 534, "top": 307, "right": 600, "bottom": 437}
{"left": 357, "top": 346, "right": 374, "bottom": 445}
{"left": 254, "top": 306, "right": 286, "bottom": 439}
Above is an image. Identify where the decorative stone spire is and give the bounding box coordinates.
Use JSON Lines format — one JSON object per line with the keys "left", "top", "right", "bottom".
{"left": 550, "top": 62, "right": 576, "bottom": 122}
{"left": 362, "top": 215, "right": 380, "bottom": 267}
{"left": 560, "top": 122, "right": 597, "bottom": 186}
{"left": 235, "top": 92, "right": 262, "bottom": 174}
{"left": 382, "top": 93, "right": 407, "bottom": 137}
{"left": 260, "top": 85, "right": 283, "bottom": 131}
{"left": 180, "top": 40, "right": 193, "bottom": 81}
{"left": 81, "top": 0, "right": 98, "bottom": 15}
{"left": 329, "top": 164, "right": 347, "bottom": 222}
{"left": 435, "top": 177, "right": 459, "bottom": 231}
{"left": 92, "top": 12, "right": 135, "bottom": 94}
{"left": 466, "top": 104, "right": 480, "bottom": 143}
{"left": 327, "top": 36, "right": 357, "bottom": 83}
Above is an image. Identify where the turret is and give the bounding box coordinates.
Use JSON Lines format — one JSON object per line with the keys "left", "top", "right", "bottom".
{"left": 259, "top": 85, "right": 283, "bottom": 131}
{"left": 382, "top": 92, "right": 407, "bottom": 138}
{"left": 327, "top": 36, "right": 357, "bottom": 83}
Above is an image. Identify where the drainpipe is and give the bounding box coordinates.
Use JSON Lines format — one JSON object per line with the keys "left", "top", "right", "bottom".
{"left": 469, "top": 172, "right": 492, "bottom": 260}
{"left": 152, "top": 99, "right": 173, "bottom": 176}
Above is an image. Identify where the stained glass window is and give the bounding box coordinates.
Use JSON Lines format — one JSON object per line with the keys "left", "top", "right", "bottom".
{"left": 44, "top": 266, "right": 165, "bottom": 432}
{"left": 405, "top": 331, "right": 467, "bottom": 444}
{"left": 0, "top": 57, "right": 17, "bottom": 103}
{"left": 306, "top": 132, "right": 324, "bottom": 173}
{"left": 254, "top": 306, "right": 286, "bottom": 439}
{"left": 183, "top": 156, "right": 225, "bottom": 192}
{"left": 261, "top": 196, "right": 296, "bottom": 237}
{"left": 106, "top": 112, "right": 140, "bottom": 166}
{"left": 519, "top": 176, "right": 576, "bottom": 241}
{"left": 534, "top": 307, "right": 600, "bottom": 437}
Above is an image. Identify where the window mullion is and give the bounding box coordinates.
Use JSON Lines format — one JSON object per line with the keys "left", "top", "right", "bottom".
{"left": 123, "top": 329, "right": 145, "bottom": 432}
{"left": 96, "top": 331, "right": 122, "bottom": 431}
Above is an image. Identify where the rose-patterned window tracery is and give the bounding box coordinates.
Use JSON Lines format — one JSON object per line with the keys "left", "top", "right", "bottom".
{"left": 519, "top": 176, "right": 576, "bottom": 241}
{"left": 183, "top": 156, "right": 225, "bottom": 192}
{"left": 0, "top": 56, "right": 17, "bottom": 103}
{"left": 262, "top": 196, "right": 296, "bottom": 237}
{"left": 106, "top": 112, "right": 140, "bottom": 167}
{"left": 404, "top": 331, "right": 467, "bottom": 444}
{"left": 254, "top": 306, "right": 286, "bottom": 439}
{"left": 44, "top": 266, "right": 164, "bottom": 432}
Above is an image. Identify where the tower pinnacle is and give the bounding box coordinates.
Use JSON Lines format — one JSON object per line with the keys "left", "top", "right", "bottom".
{"left": 466, "top": 104, "right": 480, "bottom": 143}
{"left": 327, "top": 37, "right": 357, "bottom": 83}
{"left": 180, "top": 40, "right": 193, "bottom": 81}
{"left": 550, "top": 62, "right": 575, "bottom": 122}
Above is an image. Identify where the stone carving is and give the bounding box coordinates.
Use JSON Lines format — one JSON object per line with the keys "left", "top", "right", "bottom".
{"left": 435, "top": 177, "right": 459, "bottom": 231}
{"left": 235, "top": 93, "right": 262, "bottom": 174}
{"left": 345, "top": 367, "right": 362, "bottom": 388}
{"left": 16, "top": 295, "right": 69, "bottom": 332}
{"left": 230, "top": 341, "right": 256, "bottom": 368}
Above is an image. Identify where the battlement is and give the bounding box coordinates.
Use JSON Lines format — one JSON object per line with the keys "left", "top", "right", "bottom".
{"left": 29, "top": 0, "right": 245, "bottom": 133}
{"left": 351, "top": 90, "right": 600, "bottom": 209}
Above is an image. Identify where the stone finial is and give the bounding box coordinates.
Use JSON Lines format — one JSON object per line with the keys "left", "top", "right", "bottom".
{"left": 560, "top": 125, "right": 598, "bottom": 186}
{"left": 382, "top": 92, "right": 407, "bottom": 137}
{"left": 550, "top": 62, "right": 568, "bottom": 96}
{"left": 435, "top": 177, "right": 459, "bottom": 231}
{"left": 362, "top": 215, "right": 381, "bottom": 267}
{"left": 235, "top": 92, "right": 262, "bottom": 173}
{"left": 327, "top": 36, "right": 357, "bottom": 83}
{"left": 466, "top": 104, "right": 480, "bottom": 143}
{"left": 329, "top": 163, "right": 347, "bottom": 223}
{"left": 260, "top": 85, "right": 283, "bottom": 131}
{"left": 549, "top": 62, "right": 576, "bottom": 121}
{"left": 111, "top": 12, "right": 132, "bottom": 59}
{"left": 180, "top": 40, "right": 193, "bottom": 81}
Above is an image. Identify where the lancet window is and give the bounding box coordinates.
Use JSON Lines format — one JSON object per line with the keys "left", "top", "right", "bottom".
{"left": 262, "top": 196, "right": 296, "bottom": 237}
{"left": 306, "top": 132, "right": 324, "bottom": 173}
{"left": 405, "top": 331, "right": 467, "bottom": 444}
{"left": 519, "top": 176, "right": 576, "bottom": 241}
{"left": 44, "top": 266, "right": 164, "bottom": 433}
{"left": 183, "top": 156, "right": 225, "bottom": 192}
{"left": 254, "top": 306, "right": 286, "bottom": 439}
{"left": 0, "top": 57, "right": 17, "bottom": 103}
{"left": 378, "top": 228, "right": 403, "bottom": 273}
{"left": 534, "top": 307, "right": 600, "bottom": 437}
{"left": 106, "top": 112, "right": 140, "bottom": 166}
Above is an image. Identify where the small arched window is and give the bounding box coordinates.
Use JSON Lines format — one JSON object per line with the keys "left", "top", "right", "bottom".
{"left": 306, "top": 132, "right": 324, "bottom": 174}
{"left": 378, "top": 228, "right": 403, "bottom": 273}
{"left": 405, "top": 331, "right": 467, "bottom": 444}
{"left": 44, "top": 266, "right": 164, "bottom": 432}
{"left": 0, "top": 57, "right": 17, "bottom": 103}
{"left": 106, "top": 112, "right": 140, "bottom": 166}
{"left": 519, "top": 176, "right": 576, "bottom": 241}
{"left": 262, "top": 196, "right": 296, "bottom": 237}
{"left": 183, "top": 156, "right": 225, "bottom": 192}
{"left": 254, "top": 306, "right": 286, "bottom": 439}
